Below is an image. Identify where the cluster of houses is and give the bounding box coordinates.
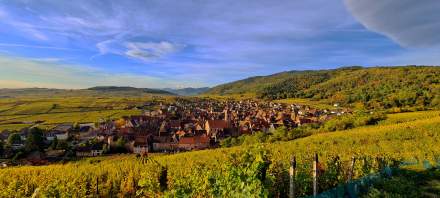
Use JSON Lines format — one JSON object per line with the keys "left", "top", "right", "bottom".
{"left": 0, "top": 98, "right": 350, "bottom": 160}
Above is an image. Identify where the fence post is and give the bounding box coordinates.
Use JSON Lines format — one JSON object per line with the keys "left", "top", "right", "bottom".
{"left": 159, "top": 166, "right": 168, "bottom": 192}
{"left": 348, "top": 156, "right": 356, "bottom": 181}
{"left": 289, "top": 156, "right": 296, "bottom": 198}
{"left": 96, "top": 176, "right": 99, "bottom": 197}
{"left": 31, "top": 188, "right": 40, "bottom": 198}
{"left": 313, "top": 153, "right": 318, "bottom": 197}
{"left": 346, "top": 156, "right": 357, "bottom": 197}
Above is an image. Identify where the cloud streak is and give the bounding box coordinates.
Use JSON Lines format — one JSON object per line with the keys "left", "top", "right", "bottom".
{"left": 345, "top": 0, "right": 440, "bottom": 48}
{"left": 0, "top": 0, "right": 358, "bottom": 64}
{"left": 125, "top": 41, "right": 184, "bottom": 62}
{"left": 0, "top": 43, "right": 76, "bottom": 51}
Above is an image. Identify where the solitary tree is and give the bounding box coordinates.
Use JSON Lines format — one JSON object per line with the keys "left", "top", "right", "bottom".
{"left": 25, "top": 127, "right": 45, "bottom": 152}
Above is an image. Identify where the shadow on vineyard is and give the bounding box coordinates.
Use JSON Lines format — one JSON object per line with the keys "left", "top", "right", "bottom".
{"left": 135, "top": 146, "right": 436, "bottom": 198}
{"left": 362, "top": 168, "right": 440, "bottom": 197}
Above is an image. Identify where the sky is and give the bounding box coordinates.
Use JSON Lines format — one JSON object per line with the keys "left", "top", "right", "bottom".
{"left": 0, "top": 0, "right": 439, "bottom": 89}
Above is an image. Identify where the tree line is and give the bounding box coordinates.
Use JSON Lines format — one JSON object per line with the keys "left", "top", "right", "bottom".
{"left": 258, "top": 67, "right": 440, "bottom": 110}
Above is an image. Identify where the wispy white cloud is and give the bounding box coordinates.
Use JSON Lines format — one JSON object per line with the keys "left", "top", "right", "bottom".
{"left": 0, "top": 0, "right": 358, "bottom": 64}
{"left": 125, "top": 41, "right": 184, "bottom": 62}
{"left": 0, "top": 43, "right": 76, "bottom": 51}
{"left": 0, "top": 11, "right": 49, "bottom": 41}
{"left": 345, "top": 0, "right": 440, "bottom": 48}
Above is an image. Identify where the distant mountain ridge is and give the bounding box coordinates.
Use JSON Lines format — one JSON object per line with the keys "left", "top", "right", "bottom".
{"left": 163, "top": 87, "right": 210, "bottom": 96}
{"left": 87, "top": 86, "right": 174, "bottom": 95}
{"left": 0, "top": 86, "right": 208, "bottom": 97}
{"left": 204, "top": 66, "right": 440, "bottom": 109}
{"left": 0, "top": 86, "right": 175, "bottom": 97}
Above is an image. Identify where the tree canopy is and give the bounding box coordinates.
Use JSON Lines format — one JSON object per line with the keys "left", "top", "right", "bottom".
{"left": 206, "top": 66, "right": 440, "bottom": 109}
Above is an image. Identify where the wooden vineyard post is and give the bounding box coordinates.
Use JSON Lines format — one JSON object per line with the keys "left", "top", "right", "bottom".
{"left": 96, "top": 176, "right": 99, "bottom": 197}
{"left": 289, "top": 156, "right": 296, "bottom": 198}
{"left": 347, "top": 156, "right": 357, "bottom": 196}
{"left": 313, "top": 154, "right": 318, "bottom": 197}
{"left": 159, "top": 166, "right": 168, "bottom": 192}
{"left": 348, "top": 156, "right": 356, "bottom": 181}
{"left": 31, "top": 188, "right": 40, "bottom": 198}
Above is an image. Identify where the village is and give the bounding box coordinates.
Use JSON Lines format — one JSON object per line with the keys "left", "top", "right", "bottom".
{"left": 0, "top": 98, "right": 350, "bottom": 165}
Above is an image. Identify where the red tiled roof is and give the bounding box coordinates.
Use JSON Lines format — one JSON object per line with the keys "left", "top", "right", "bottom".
{"left": 134, "top": 137, "right": 148, "bottom": 145}
{"left": 207, "top": 120, "right": 228, "bottom": 129}
{"left": 179, "top": 135, "right": 209, "bottom": 145}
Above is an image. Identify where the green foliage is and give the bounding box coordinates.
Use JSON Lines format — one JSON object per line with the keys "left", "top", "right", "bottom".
{"left": 206, "top": 66, "right": 440, "bottom": 110}
{"left": 207, "top": 146, "right": 273, "bottom": 197}
{"left": 221, "top": 126, "right": 317, "bottom": 148}
{"left": 258, "top": 71, "right": 331, "bottom": 99}
{"left": 362, "top": 168, "right": 440, "bottom": 197}
{"left": 25, "top": 127, "right": 45, "bottom": 152}
{"left": 56, "top": 140, "right": 69, "bottom": 150}
{"left": 205, "top": 70, "right": 314, "bottom": 95}
{"left": 102, "top": 144, "right": 110, "bottom": 154}
{"left": 7, "top": 133, "right": 21, "bottom": 145}
{"left": 49, "top": 136, "right": 58, "bottom": 150}
{"left": 321, "top": 112, "right": 386, "bottom": 132}
{"left": 114, "top": 137, "right": 127, "bottom": 153}
{"left": 11, "top": 151, "right": 24, "bottom": 162}
{"left": 220, "top": 113, "right": 385, "bottom": 148}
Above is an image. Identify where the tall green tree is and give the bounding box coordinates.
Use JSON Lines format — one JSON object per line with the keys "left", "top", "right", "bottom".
{"left": 25, "top": 127, "right": 45, "bottom": 152}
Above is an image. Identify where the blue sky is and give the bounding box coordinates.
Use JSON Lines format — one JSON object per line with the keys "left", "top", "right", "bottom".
{"left": 0, "top": 0, "right": 439, "bottom": 89}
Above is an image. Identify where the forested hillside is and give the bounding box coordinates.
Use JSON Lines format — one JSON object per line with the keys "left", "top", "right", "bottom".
{"left": 205, "top": 66, "right": 440, "bottom": 109}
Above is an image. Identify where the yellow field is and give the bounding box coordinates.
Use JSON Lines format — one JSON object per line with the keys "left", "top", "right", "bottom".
{"left": 380, "top": 110, "right": 440, "bottom": 125}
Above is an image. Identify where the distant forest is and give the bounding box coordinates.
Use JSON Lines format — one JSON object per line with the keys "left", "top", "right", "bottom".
{"left": 205, "top": 66, "right": 440, "bottom": 109}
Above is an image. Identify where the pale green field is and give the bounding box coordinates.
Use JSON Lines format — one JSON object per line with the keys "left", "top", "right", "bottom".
{"left": 1, "top": 109, "right": 141, "bottom": 124}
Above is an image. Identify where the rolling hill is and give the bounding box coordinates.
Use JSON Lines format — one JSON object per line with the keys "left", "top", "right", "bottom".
{"left": 205, "top": 66, "right": 440, "bottom": 109}
{"left": 162, "top": 87, "right": 210, "bottom": 96}
{"left": 87, "top": 86, "right": 174, "bottom": 95}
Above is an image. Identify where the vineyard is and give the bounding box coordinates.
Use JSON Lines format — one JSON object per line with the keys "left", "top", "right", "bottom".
{"left": 0, "top": 112, "right": 439, "bottom": 197}
{"left": 0, "top": 96, "right": 171, "bottom": 131}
